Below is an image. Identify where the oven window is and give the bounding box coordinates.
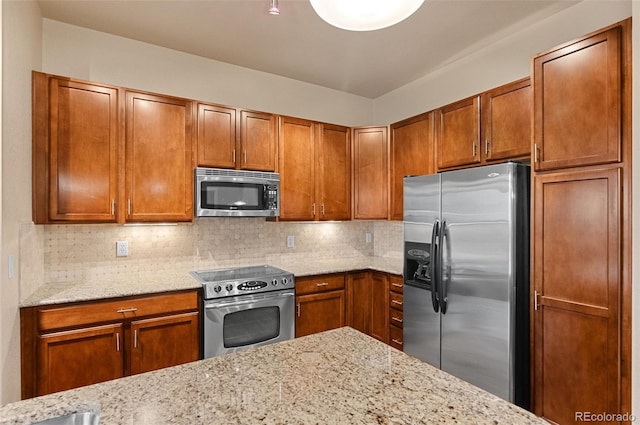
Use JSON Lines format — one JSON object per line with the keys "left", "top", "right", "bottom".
{"left": 202, "top": 182, "right": 264, "bottom": 210}
{"left": 223, "top": 306, "right": 280, "bottom": 348}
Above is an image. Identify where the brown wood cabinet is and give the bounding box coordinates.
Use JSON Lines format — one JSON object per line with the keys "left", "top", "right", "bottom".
{"left": 388, "top": 274, "right": 403, "bottom": 351}
{"left": 32, "top": 73, "right": 120, "bottom": 223}
{"left": 436, "top": 78, "right": 531, "bottom": 171}
{"left": 279, "top": 117, "right": 350, "bottom": 221}
{"left": 531, "top": 19, "right": 631, "bottom": 424}
{"left": 347, "top": 271, "right": 389, "bottom": 343}
{"left": 389, "top": 112, "right": 435, "bottom": 221}
{"left": 21, "top": 290, "right": 200, "bottom": 398}
{"left": 240, "top": 110, "right": 277, "bottom": 171}
{"left": 481, "top": 78, "right": 531, "bottom": 162}
{"left": 533, "top": 26, "right": 622, "bottom": 171}
{"left": 436, "top": 96, "right": 480, "bottom": 170}
{"left": 125, "top": 91, "right": 194, "bottom": 222}
{"left": 295, "top": 274, "right": 345, "bottom": 337}
{"left": 352, "top": 126, "right": 389, "bottom": 219}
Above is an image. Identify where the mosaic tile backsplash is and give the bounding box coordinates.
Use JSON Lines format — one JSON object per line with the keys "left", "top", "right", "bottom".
{"left": 30, "top": 219, "right": 402, "bottom": 287}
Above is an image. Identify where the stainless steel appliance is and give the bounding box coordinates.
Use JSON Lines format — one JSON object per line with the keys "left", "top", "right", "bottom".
{"left": 191, "top": 265, "right": 295, "bottom": 358}
{"left": 403, "top": 162, "right": 530, "bottom": 409}
{"left": 195, "top": 168, "right": 280, "bottom": 217}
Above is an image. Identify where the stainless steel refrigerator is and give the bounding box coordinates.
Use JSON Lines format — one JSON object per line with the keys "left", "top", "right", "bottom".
{"left": 403, "top": 162, "right": 530, "bottom": 409}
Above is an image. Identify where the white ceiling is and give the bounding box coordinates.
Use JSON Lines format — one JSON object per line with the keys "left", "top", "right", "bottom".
{"left": 37, "top": 0, "right": 579, "bottom": 99}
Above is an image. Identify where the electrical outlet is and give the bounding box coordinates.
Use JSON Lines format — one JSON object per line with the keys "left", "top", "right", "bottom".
{"left": 116, "top": 241, "right": 129, "bottom": 257}
{"left": 365, "top": 232, "right": 372, "bottom": 244}
{"left": 287, "top": 235, "right": 295, "bottom": 248}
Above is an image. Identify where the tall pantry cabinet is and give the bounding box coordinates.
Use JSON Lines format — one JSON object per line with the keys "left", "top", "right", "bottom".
{"left": 531, "top": 19, "right": 631, "bottom": 424}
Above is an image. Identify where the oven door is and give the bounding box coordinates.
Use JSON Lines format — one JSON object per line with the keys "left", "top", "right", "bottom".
{"left": 203, "top": 289, "right": 295, "bottom": 358}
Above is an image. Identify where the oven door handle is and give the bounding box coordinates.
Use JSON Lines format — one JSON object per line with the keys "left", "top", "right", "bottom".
{"left": 204, "top": 291, "right": 294, "bottom": 309}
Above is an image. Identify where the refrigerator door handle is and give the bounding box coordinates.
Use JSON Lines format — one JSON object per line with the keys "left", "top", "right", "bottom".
{"left": 429, "top": 219, "right": 440, "bottom": 313}
{"left": 439, "top": 220, "right": 450, "bottom": 314}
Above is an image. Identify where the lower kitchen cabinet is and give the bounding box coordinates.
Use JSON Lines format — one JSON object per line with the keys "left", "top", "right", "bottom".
{"left": 20, "top": 290, "right": 200, "bottom": 398}
{"left": 295, "top": 273, "right": 345, "bottom": 338}
{"left": 347, "top": 271, "right": 389, "bottom": 343}
{"left": 388, "top": 274, "right": 404, "bottom": 350}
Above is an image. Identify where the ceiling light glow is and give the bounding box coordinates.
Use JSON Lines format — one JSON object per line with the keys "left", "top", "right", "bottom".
{"left": 269, "top": 0, "right": 280, "bottom": 15}
{"left": 309, "top": 0, "right": 424, "bottom": 31}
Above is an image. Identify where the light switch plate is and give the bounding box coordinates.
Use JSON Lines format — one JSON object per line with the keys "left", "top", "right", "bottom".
{"left": 287, "top": 235, "right": 295, "bottom": 248}
{"left": 365, "top": 232, "right": 372, "bottom": 244}
{"left": 116, "top": 241, "right": 129, "bottom": 257}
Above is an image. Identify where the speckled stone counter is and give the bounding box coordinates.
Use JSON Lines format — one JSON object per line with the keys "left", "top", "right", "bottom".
{"left": 20, "top": 256, "right": 403, "bottom": 307}
{"left": 0, "top": 327, "right": 544, "bottom": 425}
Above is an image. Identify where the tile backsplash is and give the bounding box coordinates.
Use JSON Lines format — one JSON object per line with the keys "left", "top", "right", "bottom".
{"left": 20, "top": 219, "right": 403, "bottom": 299}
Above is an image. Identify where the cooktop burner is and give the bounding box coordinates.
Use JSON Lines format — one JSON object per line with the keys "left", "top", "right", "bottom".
{"left": 191, "top": 265, "right": 294, "bottom": 299}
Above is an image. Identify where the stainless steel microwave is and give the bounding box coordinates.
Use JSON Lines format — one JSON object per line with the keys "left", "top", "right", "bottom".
{"left": 194, "top": 168, "right": 280, "bottom": 217}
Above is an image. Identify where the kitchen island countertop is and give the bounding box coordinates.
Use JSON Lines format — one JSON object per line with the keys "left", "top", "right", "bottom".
{"left": 0, "top": 327, "right": 545, "bottom": 425}
{"left": 20, "top": 256, "right": 403, "bottom": 307}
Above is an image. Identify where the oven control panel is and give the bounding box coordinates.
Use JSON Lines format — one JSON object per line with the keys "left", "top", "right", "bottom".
{"left": 199, "top": 268, "right": 294, "bottom": 300}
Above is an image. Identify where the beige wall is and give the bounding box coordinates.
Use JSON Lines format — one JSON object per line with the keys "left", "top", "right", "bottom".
{"left": 1, "top": 0, "right": 42, "bottom": 404}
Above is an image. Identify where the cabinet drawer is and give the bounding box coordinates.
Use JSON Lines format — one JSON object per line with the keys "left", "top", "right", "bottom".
{"left": 389, "top": 292, "right": 404, "bottom": 310}
{"left": 389, "top": 325, "right": 403, "bottom": 351}
{"left": 38, "top": 290, "right": 199, "bottom": 331}
{"left": 389, "top": 275, "right": 403, "bottom": 293}
{"left": 390, "top": 309, "right": 404, "bottom": 328}
{"left": 296, "top": 273, "right": 345, "bottom": 295}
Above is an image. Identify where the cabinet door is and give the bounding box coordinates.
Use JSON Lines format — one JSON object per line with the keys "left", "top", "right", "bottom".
{"left": 130, "top": 312, "right": 199, "bottom": 375}
{"left": 353, "top": 127, "right": 388, "bottom": 219}
{"left": 278, "top": 116, "right": 316, "bottom": 220}
{"left": 197, "top": 103, "right": 236, "bottom": 168}
{"left": 533, "top": 26, "right": 621, "bottom": 171}
{"left": 37, "top": 324, "right": 123, "bottom": 395}
{"left": 295, "top": 291, "right": 345, "bottom": 338}
{"left": 317, "top": 123, "right": 351, "bottom": 221}
{"left": 532, "top": 168, "right": 620, "bottom": 423}
{"left": 125, "top": 91, "right": 194, "bottom": 222}
{"left": 346, "top": 272, "right": 372, "bottom": 334}
{"left": 481, "top": 78, "right": 531, "bottom": 162}
{"left": 389, "top": 112, "right": 434, "bottom": 220}
{"left": 436, "top": 96, "right": 480, "bottom": 170}
{"left": 240, "top": 110, "right": 276, "bottom": 171}
{"left": 369, "top": 272, "right": 389, "bottom": 343}
{"left": 46, "top": 77, "right": 119, "bottom": 222}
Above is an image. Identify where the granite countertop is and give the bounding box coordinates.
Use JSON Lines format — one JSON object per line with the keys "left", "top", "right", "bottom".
{"left": 20, "top": 256, "right": 403, "bottom": 307}
{"left": 0, "top": 327, "right": 545, "bottom": 425}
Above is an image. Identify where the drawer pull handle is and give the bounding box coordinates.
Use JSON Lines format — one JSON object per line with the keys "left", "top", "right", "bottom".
{"left": 391, "top": 317, "right": 403, "bottom": 324}
{"left": 316, "top": 282, "right": 329, "bottom": 287}
{"left": 116, "top": 332, "right": 120, "bottom": 352}
{"left": 391, "top": 283, "right": 403, "bottom": 288}
{"left": 116, "top": 307, "right": 138, "bottom": 314}
{"left": 392, "top": 339, "right": 403, "bottom": 346}
{"left": 391, "top": 300, "right": 403, "bottom": 306}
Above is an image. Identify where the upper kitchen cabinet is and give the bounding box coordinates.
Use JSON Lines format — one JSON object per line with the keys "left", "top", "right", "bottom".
{"left": 125, "top": 91, "right": 194, "bottom": 222}
{"left": 436, "top": 96, "right": 480, "bottom": 170}
{"left": 278, "top": 116, "right": 316, "bottom": 220}
{"left": 196, "top": 105, "right": 276, "bottom": 171}
{"left": 352, "top": 126, "right": 389, "bottom": 220}
{"left": 389, "top": 112, "right": 435, "bottom": 221}
{"left": 32, "top": 72, "right": 120, "bottom": 223}
{"left": 279, "top": 117, "right": 351, "bottom": 221}
{"left": 316, "top": 123, "right": 351, "bottom": 220}
{"left": 533, "top": 24, "right": 622, "bottom": 171}
{"left": 481, "top": 78, "right": 531, "bottom": 162}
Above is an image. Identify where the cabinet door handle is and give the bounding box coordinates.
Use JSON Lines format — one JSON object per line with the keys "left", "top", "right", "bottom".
{"left": 391, "top": 300, "right": 403, "bottom": 306}
{"left": 392, "top": 339, "right": 403, "bottom": 346}
{"left": 111, "top": 199, "right": 115, "bottom": 216}
{"left": 312, "top": 203, "right": 316, "bottom": 217}
{"left": 534, "top": 143, "right": 540, "bottom": 163}
{"left": 391, "top": 317, "right": 403, "bottom": 324}
{"left": 296, "top": 303, "right": 301, "bottom": 317}
{"left": 321, "top": 203, "right": 325, "bottom": 217}
{"left": 472, "top": 141, "right": 477, "bottom": 157}
{"left": 116, "top": 307, "right": 138, "bottom": 314}
{"left": 134, "top": 329, "right": 138, "bottom": 349}
{"left": 534, "top": 290, "right": 540, "bottom": 311}
{"left": 243, "top": 151, "right": 247, "bottom": 164}
{"left": 232, "top": 149, "right": 236, "bottom": 164}
{"left": 127, "top": 199, "right": 131, "bottom": 216}
{"left": 316, "top": 282, "right": 329, "bottom": 287}
{"left": 391, "top": 283, "right": 403, "bottom": 288}
{"left": 485, "top": 138, "right": 490, "bottom": 155}
{"left": 116, "top": 332, "right": 120, "bottom": 352}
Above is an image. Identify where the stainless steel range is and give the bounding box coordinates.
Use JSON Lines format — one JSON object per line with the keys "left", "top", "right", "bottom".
{"left": 191, "top": 265, "right": 295, "bottom": 358}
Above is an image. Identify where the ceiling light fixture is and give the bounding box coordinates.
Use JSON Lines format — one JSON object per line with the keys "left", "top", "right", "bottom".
{"left": 309, "top": 0, "right": 425, "bottom": 31}
{"left": 268, "top": 0, "right": 280, "bottom": 15}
